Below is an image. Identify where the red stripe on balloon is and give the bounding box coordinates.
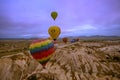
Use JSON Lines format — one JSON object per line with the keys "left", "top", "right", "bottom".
{"left": 32, "top": 47, "right": 55, "bottom": 60}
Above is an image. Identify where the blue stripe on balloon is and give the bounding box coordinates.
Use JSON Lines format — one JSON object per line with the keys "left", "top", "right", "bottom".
{"left": 30, "top": 46, "right": 47, "bottom": 54}
{"left": 30, "top": 42, "right": 54, "bottom": 54}
{"left": 48, "top": 43, "right": 53, "bottom": 48}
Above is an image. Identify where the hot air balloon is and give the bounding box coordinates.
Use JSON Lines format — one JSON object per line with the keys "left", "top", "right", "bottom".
{"left": 48, "top": 26, "right": 61, "bottom": 41}
{"left": 76, "top": 38, "right": 79, "bottom": 41}
{"left": 62, "top": 37, "right": 68, "bottom": 43}
{"left": 51, "top": 11, "right": 58, "bottom": 20}
{"left": 29, "top": 39, "right": 55, "bottom": 67}
{"left": 70, "top": 39, "right": 76, "bottom": 43}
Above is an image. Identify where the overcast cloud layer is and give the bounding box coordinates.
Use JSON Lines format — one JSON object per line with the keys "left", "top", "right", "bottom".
{"left": 0, "top": 0, "right": 120, "bottom": 38}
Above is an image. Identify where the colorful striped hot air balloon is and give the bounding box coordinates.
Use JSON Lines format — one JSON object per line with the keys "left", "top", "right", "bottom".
{"left": 29, "top": 39, "right": 55, "bottom": 66}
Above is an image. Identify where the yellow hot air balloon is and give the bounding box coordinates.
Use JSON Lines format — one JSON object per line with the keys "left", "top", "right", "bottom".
{"left": 51, "top": 11, "right": 58, "bottom": 20}
{"left": 48, "top": 26, "right": 61, "bottom": 41}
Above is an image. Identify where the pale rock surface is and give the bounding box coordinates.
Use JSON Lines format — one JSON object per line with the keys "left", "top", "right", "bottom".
{"left": 0, "top": 41, "right": 120, "bottom": 80}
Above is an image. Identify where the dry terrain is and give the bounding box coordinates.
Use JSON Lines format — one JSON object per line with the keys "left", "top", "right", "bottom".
{"left": 0, "top": 39, "right": 120, "bottom": 80}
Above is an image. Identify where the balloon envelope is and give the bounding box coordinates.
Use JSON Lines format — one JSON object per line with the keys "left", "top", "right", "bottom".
{"left": 70, "top": 39, "right": 76, "bottom": 43}
{"left": 70, "top": 38, "right": 79, "bottom": 43}
{"left": 62, "top": 37, "right": 68, "bottom": 43}
{"left": 76, "top": 38, "right": 79, "bottom": 41}
{"left": 48, "top": 26, "right": 61, "bottom": 40}
{"left": 51, "top": 11, "right": 58, "bottom": 20}
{"left": 29, "top": 39, "right": 55, "bottom": 66}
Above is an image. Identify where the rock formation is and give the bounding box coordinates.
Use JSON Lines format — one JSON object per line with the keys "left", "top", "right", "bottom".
{"left": 0, "top": 41, "right": 120, "bottom": 80}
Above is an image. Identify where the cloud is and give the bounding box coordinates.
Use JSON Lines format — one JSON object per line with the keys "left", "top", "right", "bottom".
{"left": 63, "top": 25, "right": 97, "bottom": 32}
{"left": 80, "top": 25, "right": 97, "bottom": 30}
{"left": 0, "top": 15, "right": 13, "bottom": 28}
{"left": 0, "top": 0, "right": 120, "bottom": 38}
{"left": 61, "top": 24, "right": 98, "bottom": 36}
{"left": 21, "top": 33, "right": 49, "bottom": 38}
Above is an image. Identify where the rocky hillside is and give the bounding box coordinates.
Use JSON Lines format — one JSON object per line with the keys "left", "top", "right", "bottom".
{"left": 0, "top": 40, "right": 120, "bottom": 80}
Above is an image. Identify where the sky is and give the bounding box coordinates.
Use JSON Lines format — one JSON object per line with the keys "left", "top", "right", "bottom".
{"left": 0, "top": 0, "right": 120, "bottom": 38}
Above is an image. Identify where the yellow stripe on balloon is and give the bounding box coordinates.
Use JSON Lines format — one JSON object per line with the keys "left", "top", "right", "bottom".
{"left": 30, "top": 40, "right": 51, "bottom": 49}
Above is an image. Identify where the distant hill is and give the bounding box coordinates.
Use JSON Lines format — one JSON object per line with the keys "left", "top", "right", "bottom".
{"left": 59, "top": 35, "right": 120, "bottom": 40}
{"left": 0, "top": 38, "right": 45, "bottom": 40}
{"left": 0, "top": 36, "right": 120, "bottom": 40}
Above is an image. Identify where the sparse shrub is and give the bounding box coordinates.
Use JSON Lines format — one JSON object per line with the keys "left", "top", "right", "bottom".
{"left": 28, "top": 74, "right": 37, "bottom": 80}
{"left": 113, "top": 56, "right": 120, "bottom": 61}
{"left": 118, "top": 50, "right": 120, "bottom": 52}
